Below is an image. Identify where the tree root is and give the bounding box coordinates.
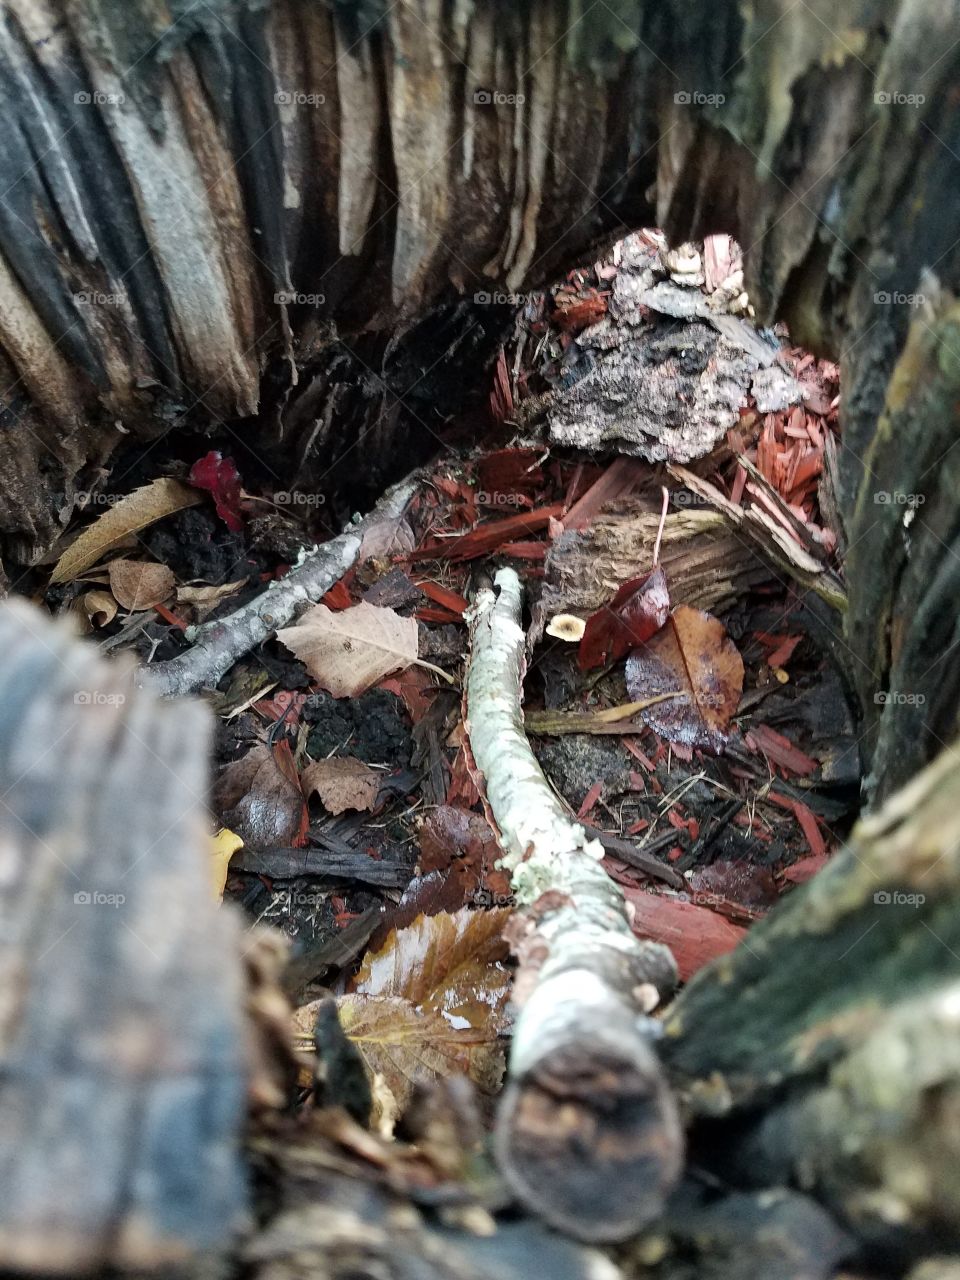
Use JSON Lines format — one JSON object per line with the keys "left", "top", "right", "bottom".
{"left": 465, "top": 567, "right": 683, "bottom": 1242}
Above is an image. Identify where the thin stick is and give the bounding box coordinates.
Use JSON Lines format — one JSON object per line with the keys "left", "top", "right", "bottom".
{"left": 653, "top": 484, "right": 669, "bottom": 566}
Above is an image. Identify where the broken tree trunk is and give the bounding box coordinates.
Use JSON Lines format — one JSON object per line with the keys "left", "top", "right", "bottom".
{"left": 0, "top": 600, "right": 249, "bottom": 1272}
{"left": 661, "top": 742, "right": 960, "bottom": 1258}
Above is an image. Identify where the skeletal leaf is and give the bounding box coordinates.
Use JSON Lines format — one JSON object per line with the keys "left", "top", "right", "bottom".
{"left": 50, "top": 479, "right": 202, "bottom": 584}
{"left": 277, "top": 602, "right": 419, "bottom": 697}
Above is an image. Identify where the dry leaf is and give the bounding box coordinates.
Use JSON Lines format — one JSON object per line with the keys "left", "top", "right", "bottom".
{"left": 277, "top": 602, "right": 418, "bottom": 698}
{"left": 176, "top": 578, "right": 247, "bottom": 621}
{"left": 294, "top": 908, "right": 512, "bottom": 1123}
{"left": 210, "top": 826, "right": 243, "bottom": 900}
{"left": 626, "top": 604, "right": 744, "bottom": 752}
{"left": 50, "top": 478, "right": 202, "bottom": 584}
{"left": 214, "top": 744, "right": 306, "bottom": 851}
{"left": 108, "top": 559, "right": 176, "bottom": 611}
{"left": 301, "top": 756, "right": 382, "bottom": 815}
{"left": 81, "top": 589, "right": 118, "bottom": 628}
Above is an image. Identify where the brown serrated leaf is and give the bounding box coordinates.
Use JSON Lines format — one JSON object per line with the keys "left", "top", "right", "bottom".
{"left": 301, "top": 756, "right": 382, "bottom": 815}
{"left": 294, "top": 909, "right": 511, "bottom": 1123}
{"left": 108, "top": 559, "right": 176, "bottom": 611}
{"left": 277, "top": 602, "right": 418, "bottom": 698}
{"left": 50, "top": 478, "right": 202, "bottom": 584}
{"left": 626, "top": 604, "right": 744, "bottom": 752}
{"left": 213, "top": 744, "right": 306, "bottom": 851}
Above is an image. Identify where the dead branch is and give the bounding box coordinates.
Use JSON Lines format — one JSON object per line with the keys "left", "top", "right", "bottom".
{"left": 465, "top": 567, "right": 683, "bottom": 1242}
{"left": 138, "top": 475, "right": 420, "bottom": 698}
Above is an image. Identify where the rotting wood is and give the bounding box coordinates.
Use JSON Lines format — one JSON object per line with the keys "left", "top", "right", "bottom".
{"left": 0, "top": 599, "right": 248, "bottom": 1272}
{"left": 466, "top": 566, "right": 683, "bottom": 1242}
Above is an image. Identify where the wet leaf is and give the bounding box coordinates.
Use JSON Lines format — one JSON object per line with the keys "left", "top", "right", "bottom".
{"left": 108, "top": 559, "right": 176, "bottom": 611}
{"left": 277, "top": 602, "right": 418, "bottom": 698}
{"left": 213, "top": 744, "right": 307, "bottom": 851}
{"left": 302, "top": 756, "right": 382, "bottom": 815}
{"left": 295, "top": 909, "right": 511, "bottom": 1124}
{"left": 625, "top": 604, "right": 744, "bottom": 751}
{"left": 578, "top": 565, "right": 670, "bottom": 670}
{"left": 419, "top": 805, "right": 512, "bottom": 905}
{"left": 188, "top": 451, "right": 244, "bottom": 532}
{"left": 50, "top": 478, "right": 202, "bottom": 584}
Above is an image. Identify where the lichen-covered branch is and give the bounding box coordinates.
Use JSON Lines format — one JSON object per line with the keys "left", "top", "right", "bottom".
{"left": 466, "top": 567, "right": 682, "bottom": 1242}
{"left": 138, "top": 475, "right": 419, "bottom": 698}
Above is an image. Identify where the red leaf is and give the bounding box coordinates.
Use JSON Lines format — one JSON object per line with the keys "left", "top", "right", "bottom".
{"left": 188, "top": 451, "right": 244, "bottom": 532}
{"left": 578, "top": 565, "right": 670, "bottom": 671}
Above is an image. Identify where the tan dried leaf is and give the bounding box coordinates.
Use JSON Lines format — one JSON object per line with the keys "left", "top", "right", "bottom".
{"left": 277, "top": 602, "right": 418, "bottom": 697}
{"left": 176, "top": 578, "right": 247, "bottom": 621}
{"left": 50, "top": 479, "right": 202, "bottom": 584}
{"left": 301, "top": 756, "right": 382, "bottom": 815}
{"left": 82, "top": 589, "right": 118, "bottom": 628}
{"left": 108, "top": 559, "right": 176, "bottom": 611}
{"left": 293, "top": 908, "right": 512, "bottom": 1120}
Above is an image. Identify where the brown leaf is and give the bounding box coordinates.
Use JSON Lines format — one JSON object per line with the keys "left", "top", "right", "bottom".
{"left": 302, "top": 756, "right": 382, "bottom": 815}
{"left": 81, "top": 589, "right": 118, "bottom": 628}
{"left": 108, "top": 559, "right": 176, "bottom": 611}
{"left": 176, "top": 578, "right": 247, "bottom": 621}
{"left": 419, "top": 806, "right": 512, "bottom": 905}
{"left": 277, "top": 602, "right": 418, "bottom": 698}
{"left": 50, "top": 478, "right": 202, "bottom": 584}
{"left": 625, "top": 604, "right": 744, "bottom": 751}
{"left": 294, "top": 909, "right": 511, "bottom": 1123}
{"left": 213, "top": 744, "right": 306, "bottom": 851}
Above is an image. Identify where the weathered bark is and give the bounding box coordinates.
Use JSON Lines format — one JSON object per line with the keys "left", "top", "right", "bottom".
{"left": 661, "top": 743, "right": 960, "bottom": 1255}
{"left": 0, "top": 599, "right": 248, "bottom": 1272}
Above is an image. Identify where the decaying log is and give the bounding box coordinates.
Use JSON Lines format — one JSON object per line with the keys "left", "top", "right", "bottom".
{"left": 466, "top": 567, "right": 682, "bottom": 1241}
{"left": 532, "top": 506, "right": 771, "bottom": 642}
{"left": 661, "top": 744, "right": 960, "bottom": 1253}
{"left": 0, "top": 600, "right": 248, "bottom": 1272}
